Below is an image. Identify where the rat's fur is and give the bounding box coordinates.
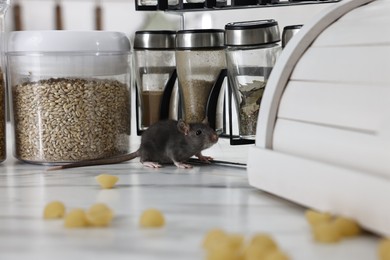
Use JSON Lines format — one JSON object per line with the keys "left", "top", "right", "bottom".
{"left": 48, "top": 119, "right": 218, "bottom": 170}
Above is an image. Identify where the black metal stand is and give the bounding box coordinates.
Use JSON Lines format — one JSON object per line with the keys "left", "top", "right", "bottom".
{"left": 206, "top": 69, "right": 227, "bottom": 132}
{"left": 135, "top": 0, "right": 340, "bottom": 12}
{"left": 159, "top": 69, "right": 177, "bottom": 120}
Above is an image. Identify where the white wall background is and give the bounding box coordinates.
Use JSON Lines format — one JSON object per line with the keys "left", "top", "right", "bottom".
{"left": 5, "top": 1, "right": 337, "bottom": 39}
{"left": 5, "top": 0, "right": 182, "bottom": 39}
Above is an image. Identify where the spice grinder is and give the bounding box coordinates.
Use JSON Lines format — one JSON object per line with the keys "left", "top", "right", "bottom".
{"left": 225, "top": 19, "right": 281, "bottom": 142}
{"left": 133, "top": 30, "right": 177, "bottom": 134}
{"left": 175, "top": 29, "right": 226, "bottom": 130}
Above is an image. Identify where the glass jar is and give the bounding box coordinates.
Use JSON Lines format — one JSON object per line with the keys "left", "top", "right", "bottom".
{"left": 134, "top": 30, "right": 176, "bottom": 132}
{"left": 7, "top": 31, "right": 131, "bottom": 165}
{"left": 175, "top": 29, "right": 226, "bottom": 124}
{"left": 225, "top": 19, "right": 281, "bottom": 140}
{"left": 0, "top": 0, "right": 9, "bottom": 163}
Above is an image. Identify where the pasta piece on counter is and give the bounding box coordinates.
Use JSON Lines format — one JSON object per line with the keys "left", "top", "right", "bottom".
{"left": 64, "top": 209, "right": 89, "bottom": 228}
{"left": 96, "top": 174, "right": 119, "bottom": 189}
{"left": 265, "top": 250, "right": 290, "bottom": 260}
{"left": 305, "top": 209, "right": 363, "bottom": 243}
{"left": 378, "top": 239, "right": 390, "bottom": 260}
{"left": 333, "top": 216, "right": 362, "bottom": 237}
{"left": 313, "top": 222, "right": 341, "bottom": 243}
{"left": 202, "top": 229, "right": 289, "bottom": 260}
{"left": 305, "top": 209, "right": 332, "bottom": 226}
{"left": 43, "top": 201, "right": 66, "bottom": 219}
{"left": 86, "top": 203, "right": 114, "bottom": 227}
{"left": 139, "top": 208, "right": 165, "bottom": 228}
{"left": 203, "top": 228, "right": 228, "bottom": 250}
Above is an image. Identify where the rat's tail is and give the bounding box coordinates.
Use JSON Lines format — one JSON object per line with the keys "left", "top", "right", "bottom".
{"left": 47, "top": 151, "right": 140, "bottom": 171}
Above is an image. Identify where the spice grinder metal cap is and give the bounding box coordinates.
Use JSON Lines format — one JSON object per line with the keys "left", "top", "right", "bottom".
{"left": 225, "top": 19, "right": 280, "bottom": 46}
{"left": 282, "top": 24, "right": 303, "bottom": 48}
{"left": 175, "top": 29, "right": 225, "bottom": 50}
{"left": 134, "top": 30, "right": 176, "bottom": 50}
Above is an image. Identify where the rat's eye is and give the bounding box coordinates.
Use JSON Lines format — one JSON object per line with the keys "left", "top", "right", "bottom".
{"left": 196, "top": 130, "right": 202, "bottom": 135}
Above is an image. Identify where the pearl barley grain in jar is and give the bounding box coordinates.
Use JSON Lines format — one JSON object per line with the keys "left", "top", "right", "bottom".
{"left": 7, "top": 31, "right": 131, "bottom": 164}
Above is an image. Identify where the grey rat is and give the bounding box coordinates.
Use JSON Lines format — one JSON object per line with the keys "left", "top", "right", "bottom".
{"left": 48, "top": 118, "right": 219, "bottom": 171}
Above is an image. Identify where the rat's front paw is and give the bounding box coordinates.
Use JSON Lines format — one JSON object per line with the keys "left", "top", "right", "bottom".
{"left": 174, "top": 162, "right": 193, "bottom": 169}
{"left": 196, "top": 154, "right": 214, "bottom": 163}
{"left": 143, "top": 161, "right": 162, "bottom": 168}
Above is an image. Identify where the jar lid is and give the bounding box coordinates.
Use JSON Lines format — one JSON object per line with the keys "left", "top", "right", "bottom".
{"left": 7, "top": 30, "right": 130, "bottom": 53}
{"left": 7, "top": 31, "right": 130, "bottom": 77}
{"left": 175, "top": 29, "right": 225, "bottom": 50}
{"left": 225, "top": 19, "right": 280, "bottom": 46}
{"left": 134, "top": 30, "right": 176, "bottom": 50}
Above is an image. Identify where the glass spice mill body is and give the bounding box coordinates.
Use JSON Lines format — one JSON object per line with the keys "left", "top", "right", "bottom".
{"left": 133, "top": 30, "right": 177, "bottom": 134}
{"left": 225, "top": 19, "right": 281, "bottom": 141}
{"left": 175, "top": 29, "right": 226, "bottom": 126}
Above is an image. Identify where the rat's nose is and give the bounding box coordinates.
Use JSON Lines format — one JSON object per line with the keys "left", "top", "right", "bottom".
{"left": 210, "top": 133, "right": 219, "bottom": 143}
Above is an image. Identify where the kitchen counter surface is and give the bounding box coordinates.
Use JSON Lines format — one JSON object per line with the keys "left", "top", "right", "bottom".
{"left": 0, "top": 135, "right": 381, "bottom": 260}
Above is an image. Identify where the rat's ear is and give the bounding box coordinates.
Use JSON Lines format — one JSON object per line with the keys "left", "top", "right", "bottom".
{"left": 202, "top": 117, "right": 209, "bottom": 125}
{"left": 177, "top": 119, "right": 190, "bottom": 135}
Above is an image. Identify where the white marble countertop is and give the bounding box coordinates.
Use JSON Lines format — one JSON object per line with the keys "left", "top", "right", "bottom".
{"left": 0, "top": 134, "right": 381, "bottom": 260}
